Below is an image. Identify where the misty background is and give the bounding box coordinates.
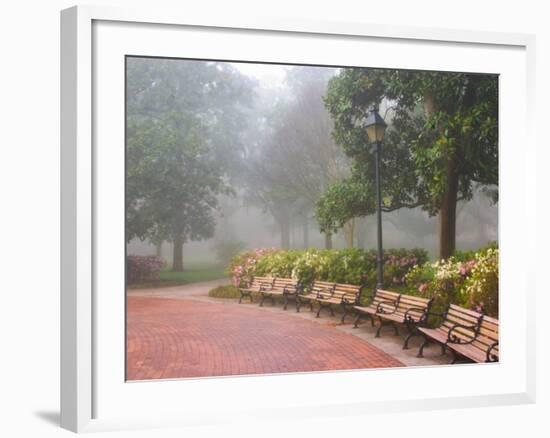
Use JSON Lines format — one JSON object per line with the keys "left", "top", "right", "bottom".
{"left": 126, "top": 59, "right": 497, "bottom": 268}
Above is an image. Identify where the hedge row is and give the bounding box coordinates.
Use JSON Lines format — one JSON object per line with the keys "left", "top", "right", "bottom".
{"left": 405, "top": 245, "right": 499, "bottom": 317}
{"left": 227, "top": 247, "right": 428, "bottom": 290}
{"left": 227, "top": 244, "right": 499, "bottom": 317}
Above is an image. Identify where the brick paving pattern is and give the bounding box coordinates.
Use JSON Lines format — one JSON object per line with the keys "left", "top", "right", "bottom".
{"left": 127, "top": 297, "right": 403, "bottom": 380}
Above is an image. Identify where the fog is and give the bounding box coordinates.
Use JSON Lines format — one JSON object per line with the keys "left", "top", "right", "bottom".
{"left": 126, "top": 59, "right": 498, "bottom": 267}
{"left": 128, "top": 192, "right": 497, "bottom": 262}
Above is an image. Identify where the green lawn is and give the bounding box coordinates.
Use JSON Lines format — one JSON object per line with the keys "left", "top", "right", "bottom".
{"left": 128, "top": 262, "right": 227, "bottom": 289}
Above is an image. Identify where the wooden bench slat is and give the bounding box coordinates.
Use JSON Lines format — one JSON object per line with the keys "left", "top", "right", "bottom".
{"left": 399, "top": 295, "right": 431, "bottom": 305}
{"left": 419, "top": 304, "right": 499, "bottom": 363}
{"left": 447, "top": 308, "right": 481, "bottom": 324}
{"left": 448, "top": 304, "right": 483, "bottom": 318}
{"left": 445, "top": 313, "right": 479, "bottom": 327}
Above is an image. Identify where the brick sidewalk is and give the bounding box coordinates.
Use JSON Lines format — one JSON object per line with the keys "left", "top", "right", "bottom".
{"left": 127, "top": 297, "right": 403, "bottom": 380}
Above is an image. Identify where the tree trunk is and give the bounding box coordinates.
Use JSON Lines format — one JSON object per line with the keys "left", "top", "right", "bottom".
{"left": 343, "top": 219, "right": 355, "bottom": 248}
{"left": 155, "top": 241, "right": 163, "bottom": 257}
{"left": 438, "top": 161, "right": 458, "bottom": 259}
{"left": 172, "top": 235, "right": 184, "bottom": 271}
{"left": 303, "top": 220, "right": 309, "bottom": 248}
{"left": 324, "top": 232, "right": 333, "bottom": 249}
{"left": 423, "top": 89, "right": 458, "bottom": 260}
{"left": 356, "top": 217, "right": 367, "bottom": 249}
{"left": 280, "top": 220, "right": 290, "bottom": 249}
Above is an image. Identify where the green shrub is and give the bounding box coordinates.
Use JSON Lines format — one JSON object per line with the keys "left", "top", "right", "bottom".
{"left": 226, "top": 248, "right": 279, "bottom": 287}
{"left": 461, "top": 247, "right": 499, "bottom": 317}
{"left": 255, "top": 250, "right": 303, "bottom": 278}
{"left": 127, "top": 255, "right": 165, "bottom": 283}
{"left": 404, "top": 244, "right": 499, "bottom": 317}
{"left": 227, "top": 247, "right": 428, "bottom": 290}
{"left": 208, "top": 285, "right": 241, "bottom": 299}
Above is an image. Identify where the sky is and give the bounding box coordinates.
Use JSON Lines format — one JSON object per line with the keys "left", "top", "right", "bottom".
{"left": 230, "top": 61, "right": 290, "bottom": 88}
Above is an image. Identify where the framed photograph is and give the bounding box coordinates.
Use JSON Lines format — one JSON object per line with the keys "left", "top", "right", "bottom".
{"left": 61, "top": 5, "right": 536, "bottom": 433}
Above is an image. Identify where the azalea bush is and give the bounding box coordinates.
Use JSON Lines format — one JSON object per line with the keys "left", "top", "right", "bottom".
{"left": 404, "top": 245, "right": 499, "bottom": 316}
{"left": 227, "top": 247, "right": 428, "bottom": 290}
{"left": 461, "top": 247, "right": 499, "bottom": 317}
{"left": 126, "top": 255, "right": 165, "bottom": 284}
{"left": 226, "top": 248, "right": 279, "bottom": 287}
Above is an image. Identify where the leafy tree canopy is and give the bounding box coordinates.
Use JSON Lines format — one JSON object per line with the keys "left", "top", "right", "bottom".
{"left": 126, "top": 58, "right": 254, "bottom": 268}
{"left": 318, "top": 68, "right": 498, "bottom": 257}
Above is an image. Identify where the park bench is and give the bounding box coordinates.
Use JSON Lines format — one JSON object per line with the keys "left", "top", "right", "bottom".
{"left": 444, "top": 314, "right": 499, "bottom": 363}
{"left": 417, "top": 304, "right": 499, "bottom": 363}
{"left": 298, "top": 280, "right": 363, "bottom": 323}
{"left": 352, "top": 289, "right": 401, "bottom": 329}
{"left": 258, "top": 277, "right": 302, "bottom": 310}
{"left": 353, "top": 290, "right": 433, "bottom": 347}
{"left": 238, "top": 276, "right": 275, "bottom": 304}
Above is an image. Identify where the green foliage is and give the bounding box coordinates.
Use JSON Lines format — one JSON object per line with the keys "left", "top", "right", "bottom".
{"left": 127, "top": 262, "right": 226, "bottom": 288}
{"left": 319, "top": 68, "right": 498, "bottom": 250}
{"left": 208, "top": 285, "right": 241, "bottom": 299}
{"left": 126, "top": 58, "right": 253, "bottom": 247}
{"left": 254, "top": 250, "right": 303, "bottom": 279}
{"left": 461, "top": 247, "right": 499, "bottom": 317}
{"left": 404, "top": 244, "right": 499, "bottom": 316}
{"left": 453, "top": 241, "right": 497, "bottom": 262}
{"left": 315, "top": 180, "right": 374, "bottom": 233}
{"left": 227, "top": 247, "right": 428, "bottom": 291}
{"left": 226, "top": 248, "right": 280, "bottom": 287}
{"left": 158, "top": 266, "right": 226, "bottom": 284}
{"left": 126, "top": 115, "right": 227, "bottom": 243}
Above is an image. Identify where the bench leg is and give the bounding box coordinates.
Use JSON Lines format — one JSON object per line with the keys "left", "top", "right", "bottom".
{"left": 417, "top": 337, "right": 431, "bottom": 358}
{"left": 403, "top": 332, "right": 417, "bottom": 350}
{"left": 239, "top": 291, "right": 252, "bottom": 304}
{"left": 375, "top": 321, "right": 384, "bottom": 338}
{"left": 316, "top": 302, "right": 331, "bottom": 318}
{"left": 375, "top": 318, "right": 400, "bottom": 338}
{"left": 353, "top": 312, "right": 364, "bottom": 328}
{"left": 449, "top": 347, "right": 458, "bottom": 364}
{"left": 259, "top": 294, "right": 266, "bottom": 307}
{"left": 315, "top": 302, "right": 323, "bottom": 318}
{"left": 296, "top": 297, "right": 302, "bottom": 313}
{"left": 340, "top": 304, "right": 349, "bottom": 324}
{"left": 375, "top": 317, "right": 386, "bottom": 337}
{"left": 283, "top": 294, "right": 289, "bottom": 310}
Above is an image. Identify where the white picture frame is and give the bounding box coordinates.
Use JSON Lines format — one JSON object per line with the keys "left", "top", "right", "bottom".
{"left": 60, "top": 4, "right": 536, "bottom": 433}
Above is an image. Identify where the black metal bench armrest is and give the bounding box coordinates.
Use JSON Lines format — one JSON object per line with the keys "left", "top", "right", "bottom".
{"left": 283, "top": 285, "right": 298, "bottom": 295}
{"left": 376, "top": 299, "right": 398, "bottom": 314}
{"left": 316, "top": 287, "right": 334, "bottom": 299}
{"left": 259, "top": 282, "right": 273, "bottom": 292}
{"left": 446, "top": 323, "right": 479, "bottom": 345}
{"left": 486, "top": 341, "right": 499, "bottom": 362}
{"left": 404, "top": 306, "right": 428, "bottom": 323}
{"left": 342, "top": 295, "right": 360, "bottom": 305}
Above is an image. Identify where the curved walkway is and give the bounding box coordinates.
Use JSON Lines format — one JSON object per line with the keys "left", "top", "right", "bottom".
{"left": 127, "top": 296, "right": 403, "bottom": 380}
